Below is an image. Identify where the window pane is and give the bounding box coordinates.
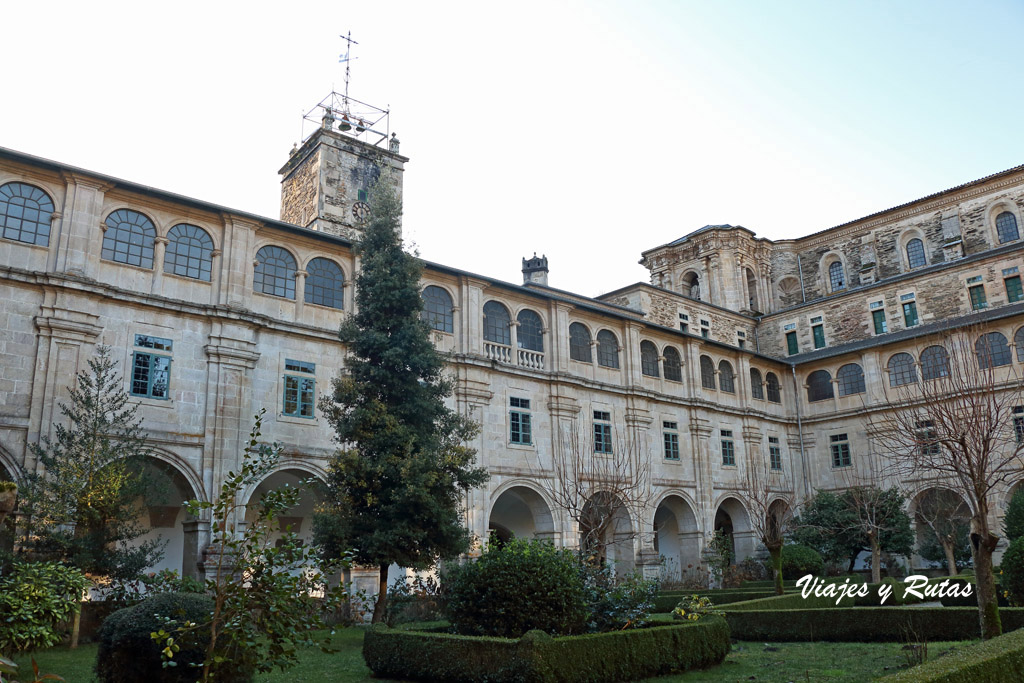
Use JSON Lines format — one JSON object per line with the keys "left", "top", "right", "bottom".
{"left": 997, "top": 211, "right": 1020, "bottom": 243}
{"left": 969, "top": 285, "right": 988, "bottom": 311}
{"left": 1007, "top": 276, "right": 1024, "bottom": 304}
{"left": 483, "top": 302, "right": 511, "bottom": 344}
{"left": 569, "top": 323, "right": 592, "bottom": 363}
{"left": 640, "top": 341, "right": 659, "bottom": 377}
{"left": 750, "top": 368, "right": 764, "bottom": 400}
{"left": 718, "top": 361, "right": 734, "bottom": 393}
{"left": 807, "top": 370, "right": 834, "bottom": 402}
{"left": 663, "top": 347, "right": 682, "bottom": 382}
{"left": 102, "top": 209, "right": 156, "bottom": 268}
{"left": 305, "top": 258, "right": 345, "bottom": 309}
{"left": 255, "top": 246, "right": 296, "bottom": 299}
{"left": 517, "top": 310, "right": 544, "bottom": 352}
{"left": 812, "top": 325, "right": 825, "bottom": 349}
{"left": 422, "top": 286, "right": 453, "bottom": 333}
{"left": 165, "top": 224, "right": 213, "bottom": 281}
{"left": 888, "top": 353, "right": 917, "bottom": 386}
{"left": 828, "top": 261, "right": 845, "bottom": 291}
{"left": 596, "top": 330, "right": 619, "bottom": 369}
{"left": 873, "top": 310, "right": 888, "bottom": 335}
{"left": 906, "top": 238, "right": 926, "bottom": 268}
{"left": 786, "top": 332, "right": 798, "bottom": 355}
{"left": 903, "top": 302, "right": 918, "bottom": 327}
{"left": 700, "top": 356, "right": 715, "bottom": 389}
{"left": 766, "top": 373, "right": 781, "bottom": 403}
{"left": 836, "top": 364, "right": 865, "bottom": 396}
{"left": 0, "top": 182, "right": 54, "bottom": 246}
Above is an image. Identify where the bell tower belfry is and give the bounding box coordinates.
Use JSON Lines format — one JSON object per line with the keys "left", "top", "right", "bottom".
{"left": 278, "top": 34, "right": 407, "bottom": 240}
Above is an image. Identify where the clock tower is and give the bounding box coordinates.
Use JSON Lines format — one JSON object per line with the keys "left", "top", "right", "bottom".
{"left": 278, "top": 96, "right": 407, "bottom": 240}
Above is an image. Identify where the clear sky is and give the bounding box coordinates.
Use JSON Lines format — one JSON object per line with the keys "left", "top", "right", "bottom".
{"left": 3, "top": 1, "right": 1023, "bottom": 296}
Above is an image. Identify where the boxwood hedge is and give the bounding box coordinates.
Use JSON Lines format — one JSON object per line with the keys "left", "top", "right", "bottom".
{"left": 362, "top": 617, "right": 731, "bottom": 682}
{"left": 882, "top": 624, "right": 1024, "bottom": 681}
{"left": 653, "top": 590, "right": 778, "bottom": 612}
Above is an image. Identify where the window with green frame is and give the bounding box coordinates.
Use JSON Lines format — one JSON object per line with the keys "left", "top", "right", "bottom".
{"left": 969, "top": 284, "right": 988, "bottom": 311}
{"left": 283, "top": 359, "right": 315, "bottom": 418}
{"left": 593, "top": 410, "right": 613, "bottom": 454}
{"left": 131, "top": 334, "right": 172, "bottom": 399}
{"left": 663, "top": 421, "right": 680, "bottom": 461}
{"left": 903, "top": 301, "right": 919, "bottom": 327}
{"left": 786, "top": 331, "right": 798, "bottom": 355}
{"left": 872, "top": 309, "right": 887, "bottom": 334}
{"left": 721, "top": 429, "right": 735, "bottom": 466}
{"left": 1006, "top": 276, "right": 1023, "bottom": 304}
{"left": 812, "top": 324, "right": 826, "bottom": 349}
{"left": 510, "top": 397, "right": 532, "bottom": 445}
{"left": 768, "top": 436, "right": 782, "bottom": 470}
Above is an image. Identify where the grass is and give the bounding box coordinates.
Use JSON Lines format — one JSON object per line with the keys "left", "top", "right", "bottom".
{"left": 10, "top": 627, "right": 968, "bottom": 683}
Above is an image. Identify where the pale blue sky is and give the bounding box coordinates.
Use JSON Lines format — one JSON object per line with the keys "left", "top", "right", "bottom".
{"left": 2, "top": 1, "right": 1022, "bottom": 294}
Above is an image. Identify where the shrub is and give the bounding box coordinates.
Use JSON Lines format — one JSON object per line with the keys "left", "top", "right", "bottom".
{"left": 580, "top": 563, "right": 658, "bottom": 632}
{"left": 881, "top": 622, "right": 1024, "bottom": 681}
{"left": 0, "top": 561, "right": 91, "bottom": 656}
{"left": 1002, "top": 537, "right": 1024, "bottom": 606}
{"left": 444, "top": 538, "right": 589, "bottom": 637}
{"left": 385, "top": 574, "right": 444, "bottom": 626}
{"left": 672, "top": 595, "right": 721, "bottom": 621}
{"left": 95, "top": 592, "right": 254, "bottom": 683}
{"left": 779, "top": 544, "right": 824, "bottom": 579}
{"left": 1005, "top": 488, "right": 1024, "bottom": 543}
{"left": 362, "top": 618, "right": 731, "bottom": 682}
{"left": 102, "top": 568, "right": 205, "bottom": 608}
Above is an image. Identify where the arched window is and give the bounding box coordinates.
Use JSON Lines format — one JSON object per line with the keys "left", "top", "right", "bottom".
{"left": 749, "top": 368, "right": 764, "bottom": 399}
{"left": 663, "top": 347, "right": 682, "bottom": 382}
{"left": 102, "top": 209, "right": 156, "bottom": 268}
{"left": 1015, "top": 327, "right": 1024, "bottom": 363}
{"left": 421, "top": 285, "right": 453, "bottom": 332}
{"left": 254, "top": 245, "right": 296, "bottom": 299}
{"left": 164, "top": 224, "right": 213, "bottom": 281}
{"left": 596, "top": 330, "right": 619, "bottom": 369}
{"left": 483, "top": 301, "right": 511, "bottom": 345}
{"left": 836, "top": 363, "right": 865, "bottom": 396}
{"left": 920, "top": 345, "right": 950, "bottom": 380}
{"left": 976, "top": 331, "right": 1012, "bottom": 369}
{"left": 640, "top": 341, "right": 659, "bottom": 377}
{"left": 699, "top": 356, "right": 715, "bottom": 389}
{"left": 906, "top": 238, "right": 926, "bottom": 269}
{"left": 888, "top": 353, "right": 917, "bottom": 387}
{"left": 718, "top": 361, "right": 735, "bottom": 393}
{"left": 806, "top": 369, "right": 834, "bottom": 402}
{"left": 766, "top": 372, "right": 781, "bottom": 403}
{"left": 828, "top": 261, "right": 846, "bottom": 292}
{"left": 517, "top": 309, "right": 544, "bottom": 352}
{"left": 304, "top": 258, "right": 345, "bottom": 309}
{"left": 684, "top": 272, "right": 701, "bottom": 301}
{"left": 569, "top": 323, "right": 592, "bottom": 362}
{"left": 997, "top": 211, "right": 1020, "bottom": 244}
{"left": 0, "top": 182, "right": 53, "bottom": 246}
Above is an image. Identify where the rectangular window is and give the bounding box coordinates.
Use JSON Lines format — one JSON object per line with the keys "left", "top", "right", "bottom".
{"left": 721, "top": 429, "right": 735, "bottom": 466}
{"left": 969, "top": 284, "right": 988, "bottom": 311}
{"left": 915, "top": 420, "right": 940, "bottom": 456}
{"left": 680, "top": 323, "right": 689, "bottom": 333}
{"left": 1015, "top": 407, "right": 1024, "bottom": 444}
{"left": 768, "top": 436, "right": 782, "bottom": 471}
{"left": 872, "top": 309, "right": 888, "bottom": 335}
{"left": 738, "top": 339, "right": 746, "bottom": 349}
{"left": 357, "top": 189, "right": 369, "bottom": 202}
{"left": 1006, "top": 276, "right": 1023, "bottom": 304}
{"left": 594, "top": 410, "right": 613, "bottom": 454}
{"left": 283, "top": 359, "right": 316, "bottom": 418}
{"left": 131, "top": 335, "right": 173, "bottom": 399}
{"left": 701, "top": 328, "right": 709, "bottom": 339}
{"left": 830, "top": 433, "right": 851, "bottom": 467}
{"left": 812, "top": 324, "right": 826, "bottom": 349}
{"left": 663, "top": 421, "right": 680, "bottom": 461}
{"left": 509, "top": 397, "right": 532, "bottom": 445}
{"left": 786, "top": 331, "right": 798, "bottom": 356}
{"left": 903, "top": 301, "right": 919, "bottom": 327}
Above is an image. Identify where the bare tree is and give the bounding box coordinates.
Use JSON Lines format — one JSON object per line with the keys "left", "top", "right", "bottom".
{"left": 911, "top": 487, "right": 971, "bottom": 576}
{"left": 871, "top": 323, "right": 1024, "bottom": 639}
{"left": 839, "top": 475, "right": 914, "bottom": 584}
{"left": 540, "top": 419, "right": 654, "bottom": 571}
{"left": 743, "top": 460, "right": 795, "bottom": 594}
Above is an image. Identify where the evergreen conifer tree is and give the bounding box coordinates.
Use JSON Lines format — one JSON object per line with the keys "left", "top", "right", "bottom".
{"left": 20, "top": 345, "right": 164, "bottom": 581}
{"left": 314, "top": 170, "right": 487, "bottom": 623}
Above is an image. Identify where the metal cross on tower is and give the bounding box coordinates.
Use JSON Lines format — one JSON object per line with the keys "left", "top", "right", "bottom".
{"left": 338, "top": 31, "right": 359, "bottom": 114}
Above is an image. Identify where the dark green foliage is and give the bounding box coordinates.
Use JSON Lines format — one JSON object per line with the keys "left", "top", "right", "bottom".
{"left": 578, "top": 561, "right": 659, "bottom": 632}
{"left": 444, "top": 539, "right": 589, "bottom": 637}
{"left": 1001, "top": 537, "right": 1024, "bottom": 606}
{"left": 362, "top": 618, "right": 730, "bottom": 683}
{"left": 779, "top": 543, "right": 824, "bottom": 579}
{"left": 1006, "top": 488, "right": 1024, "bottom": 543}
{"left": 917, "top": 519, "right": 972, "bottom": 570}
{"left": 384, "top": 574, "right": 444, "bottom": 626}
{"left": 0, "top": 561, "right": 91, "bottom": 655}
{"left": 314, "top": 171, "right": 488, "bottom": 621}
{"left": 723, "top": 606, "right": 1024, "bottom": 641}
{"left": 18, "top": 346, "right": 164, "bottom": 580}
{"left": 652, "top": 590, "right": 777, "bottom": 612}
{"left": 881, "top": 622, "right": 1024, "bottom": 682}
{"left": 792, "top": 490, "right": 862, "bottom": 566}
{"left": 95, "top": 592, "right": 254, "bottom": 683}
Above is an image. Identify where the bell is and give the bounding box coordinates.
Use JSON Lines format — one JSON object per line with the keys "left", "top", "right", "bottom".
{"left": 339, "top": 115, "right": 352, "bottom": 132}
{"left": 355, "top": 119, "right": 366, "bottom": 132}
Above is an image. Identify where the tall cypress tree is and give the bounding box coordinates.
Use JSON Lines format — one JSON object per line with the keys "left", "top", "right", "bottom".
{"left": 314, "top": 170, "right": 487, "bottom": 622}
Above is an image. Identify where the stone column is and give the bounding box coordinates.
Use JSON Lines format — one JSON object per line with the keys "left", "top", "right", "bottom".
{"left": 54, "top": 173, "right": 114, "bottom": 278}
{"left": 182, "top": 518, "right": 211, "bottom": 581}
{"left": 294, "top": 269, "right": 307, "bottom": 317}
{"left": 151, "top": 236, "right": 169, "bottom": 295}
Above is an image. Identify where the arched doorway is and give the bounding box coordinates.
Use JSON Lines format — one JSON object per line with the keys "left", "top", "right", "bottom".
{"left": 243, "top": 468, "right": 323, "bottom": 553}
{"left": 488, "top": 485, "right": 555, "bottom": 546}
{"left": 580, "top": 491, "right": 634, "bottom": 575}
{"left": 653, "top": 495, "right": 700, "bottom": 581}
{"left": 129, "top": 457, "right": 203, "bottom": 578}
{"left": 713, "top": 496, "right": 755, "bottom": 563}
{"left": 682, "top": 272, "right": 701, "bottom": 301}
{"left": 910, "top": 487, "right": 971, "bottom": 574}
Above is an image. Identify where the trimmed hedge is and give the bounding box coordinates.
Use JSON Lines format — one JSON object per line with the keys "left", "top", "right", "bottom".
{"left": 653, "top": 590, "right": 778, "bottom": 613}
{"left": 741, "top": 579, "right": 799, "bottom": 588}
{"left": 362, "top": 617, "right": 731, "bottom": 682}
{"left": 882, "top": 624, "right": 1024, "bottom": 681}
{"left": 724, "top": 607, "right": 1024, "bottom": 642}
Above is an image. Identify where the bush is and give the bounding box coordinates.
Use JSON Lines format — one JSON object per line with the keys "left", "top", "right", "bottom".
{"left": 95, "top": 592, "right": 254, "bottom": 683}
{"left": 653, "top": 589, "right": 777, "bottom": 612}
{"left": 444, "top": 539, "right": 589, "bottom": 637}
{"left": 779, "top": 544, "right": 824, "bottom": 580}
{"left": 362, "top": 618, "right": 731, "bottom": 682}
{"left": 0, "top": 561, "right": 91, "bottom": 655}
{"left": 1002, "top": 537, "right": 1024, "bottom": 606}
{"left": 385, "top": 574, "right": 444, "bottom": 626}
{"left": 672, "top": 595, "right": 721, "bottom": 621}
{"left": 1005, "top": 489, "right": 1024, "bottom": 543}
{"left": 579, "top": 563, "right": 658, "bottom": 632}
{"left": 881, "top": 622, "right": 1024, "bottom": 681}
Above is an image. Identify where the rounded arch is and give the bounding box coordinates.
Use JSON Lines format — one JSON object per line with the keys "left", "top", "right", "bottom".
{"left": 662, "top": 346, "right": 682, "bottom": 382}
{"left": 304, "top": 257, "right": 346, "bottom": 310}
{"left": 596, "top": 329, "right": 620, "bottom": 369}
{"left": 0, "top": 181, "right": 56, "bottom": 246}
{"left": 0, "top": 442, "right": 20, "bottom": 485}
{"left": 165, "top": 223, "right": 215, "bottom": 281}
{"left": 920, "top": 345, "right": 950, "bottom": 380}
{"left": 652, "top": 492, "right": 701, "bottom": 579}
{"left": 899, "top": 228, "right": 929, "bottom": 271}
{"left": 744, "top": 267, "right": 760, "bottom": 311}
{"left": 516, "top": 308, "right": 545, "bottom": 352}
{"left": 254, "top": 243, "right": 299, "bottom": 299}
{"left": 422, "top": 284, "right": 455, "bottom": 333}
{"left": 836, "top": 363, "right": 865, "bottom": 397}
{"left": 1015, "top": 326, "right": 1024, "bottom": 363}
{"left": 749, "top": 367, "right": 764, "bottom": 400}
{"left": 777, "top": 276, "right": 801, "bottom": 306}
{"left": 713, "top": 495, "right": 754, "bottom": 564}
{"left": 976, "top": 331, "right": 1012, "bottom": 369}
{"left": 717, "top": 360, "right": 735, "bottom": 393}
{"left": 241, "top": 467, "right": 324, "bottom": 561}
{"left": 887, "top": 352, "right": 918, "bottom": 386}
{"left": 819, "top": 251, "right": 848, "bottom": 293}
{"left": 102, "top": 208, "right": 158, "bottom": 268}
{"left": 483, "top": 300, "right": 512, "bottom": 345}
{"left": 640, "top": 340, "right": 660, "bottom": 378}
{"left": 699, "top": 355, "right": 716, "bottom": 389}
{"left": 765, "top": 371, "right": 782, "bottom": 403}
{"left": 681, "top": 270, "right": 702, "bottom": 301}
{"left": 568, "top": 321, "right": 593, "bottom": 363}
{"left": 987, "top": 199, "right": 1022, "bottom": 246}
{"left": 488, "top": 481, "right": 556, "bottom": 544}
{"left": 806, "top": 369, "right": 834, "bottom": 402}
{"left": 712, "top": 494, "right": 752, "bottom": 531}
{"left": 908, "top": 486, "right": 973, "bottom": 572}
{"left": 580, "top": 490, "right": 635, "bottom": 574}
{"left": 144, "top": 446, "right": 206, "bottom": 503}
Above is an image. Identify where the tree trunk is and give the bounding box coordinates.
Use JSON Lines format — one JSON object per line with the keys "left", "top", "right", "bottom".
{"left": 70, "top": 609, "right": 81, "bottom": 649}
{"left": 972, "top": 531, "right": 1002, "bottom": 639}
{"left": 768, "top": 545, "right": 784, "bottom": 595}
{"left": 371, "top": 564, "right": 389, "bottom": 625}
{"left": 870, "top": 535, "right": 881, "bottom": 584}
{"left": 941, "top": 538, "right": 958, "bottom": 577}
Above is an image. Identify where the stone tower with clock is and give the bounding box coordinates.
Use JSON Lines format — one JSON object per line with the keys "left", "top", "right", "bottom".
{"left": 278, "top": 108, "right": 407, "bottom": 240}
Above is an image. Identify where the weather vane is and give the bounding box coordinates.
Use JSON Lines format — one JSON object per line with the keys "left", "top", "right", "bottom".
{"left": 338, "top": 31, "right": 359, "bottom": 114}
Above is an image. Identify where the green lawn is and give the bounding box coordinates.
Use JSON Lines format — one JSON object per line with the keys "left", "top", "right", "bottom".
{"left": 11, "top": 628, "right": 967, "bottom": 682}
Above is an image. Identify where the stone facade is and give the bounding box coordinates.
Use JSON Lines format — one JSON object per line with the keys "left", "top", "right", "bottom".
{"left": 1, "top": 132, "right": 1023, "bottom": 587}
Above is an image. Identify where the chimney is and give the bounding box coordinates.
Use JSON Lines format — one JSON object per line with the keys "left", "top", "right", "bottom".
{"left": 522, "top": 253, "right": 549, "bottom": 287}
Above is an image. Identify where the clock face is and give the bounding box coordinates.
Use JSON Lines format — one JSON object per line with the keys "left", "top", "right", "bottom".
{"left": 352, "top": 201, "right": 370, "bottom": 223}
